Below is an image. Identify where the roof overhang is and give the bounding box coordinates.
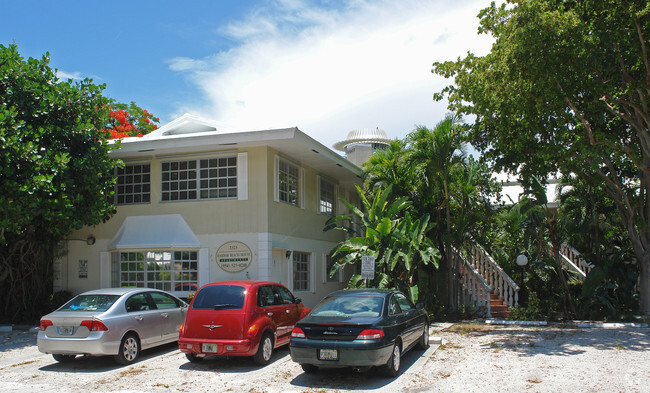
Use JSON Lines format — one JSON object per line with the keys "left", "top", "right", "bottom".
{"left": 109, "top": 118, "right": 364, "bottom": 189}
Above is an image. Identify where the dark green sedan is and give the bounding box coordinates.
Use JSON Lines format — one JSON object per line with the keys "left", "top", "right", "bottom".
{"left": 289, "top": 288, "right": 429, "bottom": 377}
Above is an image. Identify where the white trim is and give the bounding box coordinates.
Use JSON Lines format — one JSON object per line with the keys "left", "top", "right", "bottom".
{"left": 199, "top": 248, "right": 209, "bottom": 287}
{"left": 100, "top": 252, "right": 110, "bottom": 288}
{"left": 237, "top": 152, "right": 248, "bottom": 200}
{"left": 300, "top": 167, "right": 306, "bottom": 209}
{"left": 258, "top": 233, "right": 272, "bottom": 281}
{"left": 316, "top": 175, "right": 321, "bottom": 213}
{"left": 274, "top": 155, "right": 280, "bottom": 202}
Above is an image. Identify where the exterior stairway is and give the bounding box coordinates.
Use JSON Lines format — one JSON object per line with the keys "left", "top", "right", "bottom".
{"left": 489, "top": 292, "right": 509, "bottom": 319}
{"left": 452, "top": 242, "right": 592, "bottom": 318}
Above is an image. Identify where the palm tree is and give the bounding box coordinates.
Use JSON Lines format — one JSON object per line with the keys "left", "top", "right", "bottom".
{"left": 406, "top": 114, "right": 467, "bottom": 307}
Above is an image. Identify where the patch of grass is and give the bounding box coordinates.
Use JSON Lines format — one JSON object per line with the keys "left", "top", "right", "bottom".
{"left": 445, "top": 323, "right": 493, "bottom": 335}
{"left": 527, "top": 378, "right": 542, "bottom": 383}
{"left": 439, "top": 342, "right": 464, "bottom": 350}
{"left": 615, "top": 345, "right": 625, "bottom": 350}
{"left": 153, "top": 383, "right": 169, "bottom": 388}
{"left": 11, "top": 360, "right": 37, "bottom": 367}
{"left": 118, "top": 365, "right": 147, "bottom": 378}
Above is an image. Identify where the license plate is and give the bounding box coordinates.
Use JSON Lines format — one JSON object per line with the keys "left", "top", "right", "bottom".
{"left": 318, "top": 349, "right": 338, "bottom": 361}
{"left": 59, "top": 326, "right": 74, "bottom": 336}
{"left": 202, "top": 343, "right": 219, "bottom": 353}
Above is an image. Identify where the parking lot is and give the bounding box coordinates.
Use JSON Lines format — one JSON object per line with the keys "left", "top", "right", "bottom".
{"left": 0, "top": 327, "right": 440, "bottom": 393}
{"left": 1, "top": 323, "right": 648, "bottom": 392}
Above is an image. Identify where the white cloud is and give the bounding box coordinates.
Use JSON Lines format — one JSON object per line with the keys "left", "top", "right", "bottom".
{"left": 56, "top": 70, "right": 83, "bottom": 80}
{"left": 169, "top": 0, "right": 493, "bottom": 149}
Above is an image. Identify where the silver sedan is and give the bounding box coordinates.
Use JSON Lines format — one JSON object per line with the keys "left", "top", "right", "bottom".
{"left": 37, "top": 287, "right": 187, "bottom": 364}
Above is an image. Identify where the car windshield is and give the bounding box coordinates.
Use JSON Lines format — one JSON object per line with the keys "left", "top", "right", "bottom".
{"left": 58, "top": 295, "right": 120, "bottom": 312}
{"left": 192, "top": 285, "right": 246, "bottom": 310}
{"left": 311, "top": 295, "right": 384, "bottom": 317}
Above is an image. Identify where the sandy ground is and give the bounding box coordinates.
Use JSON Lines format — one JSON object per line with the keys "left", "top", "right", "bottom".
{"left": 0, "top": 323, "right": 648, "bottom": 392}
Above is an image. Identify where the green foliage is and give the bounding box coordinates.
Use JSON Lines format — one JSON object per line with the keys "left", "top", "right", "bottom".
{"left": 325, "top": 185, "right": 440, "bottom": 304}
{"left": 0, "top": 44, "right": 117, "bottom": 323}
{"left": 433, "top": 0, "right": 650, "bottom": 315}
{"left": 508, "top": 292, "right": 546, "bottom": 321}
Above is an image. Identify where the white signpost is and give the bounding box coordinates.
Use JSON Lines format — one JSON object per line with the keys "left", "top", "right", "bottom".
{"left": 361, "top": 255, "right": 375, "bottom": 282}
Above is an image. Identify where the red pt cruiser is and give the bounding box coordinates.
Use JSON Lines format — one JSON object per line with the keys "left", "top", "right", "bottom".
{"left": 178, "top": 280, "right": 310, "bottom": 365}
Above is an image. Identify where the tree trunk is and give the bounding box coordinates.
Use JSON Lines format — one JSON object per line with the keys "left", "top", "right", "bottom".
{"left": 548, "top": 218, "right": 576, "bottom": 318}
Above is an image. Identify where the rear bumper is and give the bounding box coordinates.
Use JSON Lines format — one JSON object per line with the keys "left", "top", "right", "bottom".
{"left": 289, "top": 339, "right": 393, "bottom": 367}
{"left": 37, "top": 331, "right": 119, "bottom": 356}
{"left": 178, "top": 337, "right": 257, "bottom": 357}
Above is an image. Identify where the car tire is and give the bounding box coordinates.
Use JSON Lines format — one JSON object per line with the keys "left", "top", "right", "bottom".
{"left": 301, "top": 363, "right": 318, "bottom": 374}
{"left": 383, "top": 342, "right": 401, "bottom": 378}
{"left": 52, "top": 354, "right": 76, "bottom": 363}
{"left": 114, "top": 333, "right": 140, "bottom": 365}
{"left": 185, "top": 353, "right": 203, "bottom": 363}
{"left": 253, "top": 333, "right": 274, "bottom": 366}
{"left": 416, "top": 323, "right": 430, "bottom": 350}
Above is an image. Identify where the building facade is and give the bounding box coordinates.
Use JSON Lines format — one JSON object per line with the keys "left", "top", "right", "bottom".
{"left": 55, "top": 114, "right": 363, "bottom": 307}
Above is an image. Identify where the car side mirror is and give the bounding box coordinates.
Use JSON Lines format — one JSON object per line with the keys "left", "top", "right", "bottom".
{"left": 294, "top": 298, "right": 302, "bottom": 304}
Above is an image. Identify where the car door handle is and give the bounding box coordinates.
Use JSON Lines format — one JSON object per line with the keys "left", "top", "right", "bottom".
{"left": 161, "top": 313, "right": 168, "bottom": 318}
{"left": 135, "top": 316, "right": 143, "bottom": 321}
{"left": 286, "top": 309, "right": 291, "bottom": 313}
{"left": 267, "top": 312, "right": 273, "bottom": 316}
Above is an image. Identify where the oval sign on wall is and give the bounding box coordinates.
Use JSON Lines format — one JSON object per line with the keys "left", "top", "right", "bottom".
{"left": 216, "top": 241, "right": 253, "bottom": 273}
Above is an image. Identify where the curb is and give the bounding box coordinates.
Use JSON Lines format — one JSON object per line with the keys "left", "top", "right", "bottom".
{"left": 484, "top": 320, "right": 648, "bottom": 328}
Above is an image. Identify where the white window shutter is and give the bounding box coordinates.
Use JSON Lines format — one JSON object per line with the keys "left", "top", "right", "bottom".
{"left": 237, "top": 152, "right": 248, "bottom": 200}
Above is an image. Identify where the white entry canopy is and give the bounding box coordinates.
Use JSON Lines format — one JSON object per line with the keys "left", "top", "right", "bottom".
{"left": 108, "top": 214, "right": 200, "bottom": 250}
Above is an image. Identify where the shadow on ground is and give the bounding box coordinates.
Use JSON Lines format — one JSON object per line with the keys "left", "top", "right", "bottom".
{"left": 289, "top": 346, "right": 430, "bottom": 391}
{"left": 454, "top": 326, "right": 650, "bottom": 357}
{"left": 38, "top": 342, "right": 179, "bottom": 373}
{"left": 178, "top": 345, "right": 291, "bottom": 373}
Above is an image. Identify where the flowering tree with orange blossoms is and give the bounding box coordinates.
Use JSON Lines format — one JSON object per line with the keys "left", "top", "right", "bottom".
{"left": 104, "top": 101, "right": 159, "bottom": 139}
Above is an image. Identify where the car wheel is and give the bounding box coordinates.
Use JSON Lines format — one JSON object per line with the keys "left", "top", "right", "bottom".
{"left": 416, "top": 323, "right": 430, "bottom": 350}
{"left": 114, "top": 333, "right": 140, "bottom": 365}
{"left": 301, "top": 363, "right": 318, "bottom": 374}
{"left": 52, "top": 354, "right": 76, "bottom": 363}
{"left": 185, "top": 353, "right": 203, "bottom": 363}
{"left": 383, "top": 342, "right": 401, "bottom": 378}
{"left": 253, "top": 333, "right": 274, "bottom": 365}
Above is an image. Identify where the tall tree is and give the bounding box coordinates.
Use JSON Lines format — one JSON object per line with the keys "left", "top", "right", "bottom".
{"left": 407, "top": 114, "right": 467, "bottom": 307}
{"left": 0, "top": 45, "right": 115, "bottom": 323}
{"left": 433, "top": 0, "right": 650, "bottom": 315}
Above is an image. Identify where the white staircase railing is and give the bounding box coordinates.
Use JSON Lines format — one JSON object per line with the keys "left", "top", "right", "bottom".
{"left": 547, "top": 242, "right": 594, "bottom": 281}
{"left": 451, "top": 246, "right": 492, "bottom": 318}
{"left": 467, "top": 244, "right": 520, "bottom": 308}
{"left": 559, "top": 243, "right": 594, "bottom": 279}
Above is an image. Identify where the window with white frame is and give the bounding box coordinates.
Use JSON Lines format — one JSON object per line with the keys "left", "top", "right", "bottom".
{"left": 293, "top": 251, "right": 310, "bottom": 291}
{"left": 319, "top": 177, "right": 335, "bottom": 216}
{"left": 115, "top": 163, "right": 151, "bottom": 204}
{"left": 161, "top": 157, "right": 237, "bottom": 201}
{"left": 278, "top": 159, "right": 299, "bottom": 206}
{"left": 111, "top": 250, "right": 198, "bottom": 291}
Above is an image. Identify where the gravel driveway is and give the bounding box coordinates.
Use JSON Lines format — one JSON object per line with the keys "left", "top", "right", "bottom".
{"left": 0, "top": 322, "right": 648, "bottom": 392}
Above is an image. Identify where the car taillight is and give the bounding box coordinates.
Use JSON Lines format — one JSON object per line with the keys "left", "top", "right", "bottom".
{"left": 80, "top": 320, "right": 108, "bottom": 332}
{"left": 291, "top": 327, "right": 306, "bottom": 338}
{"left": 356, "top": 329, "right": 384, "bottom": 340}
{"left": 40, "top": 320, "right": 53, "bottom": 331}
{"left": 246, "top": 324, "right": 259, "bottom": 338}
{"left": 179, "top": 323, "right": 184, "bottom": 336}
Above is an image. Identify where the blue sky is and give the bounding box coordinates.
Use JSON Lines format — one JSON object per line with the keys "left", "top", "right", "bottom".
{"left": 1, "top": 0, "right": 492, "bottom": 150}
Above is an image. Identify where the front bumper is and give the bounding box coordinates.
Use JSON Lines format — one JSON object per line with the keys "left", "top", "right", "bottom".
{"left": 289, "top": 338, "right": 393, "bottom": 367}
